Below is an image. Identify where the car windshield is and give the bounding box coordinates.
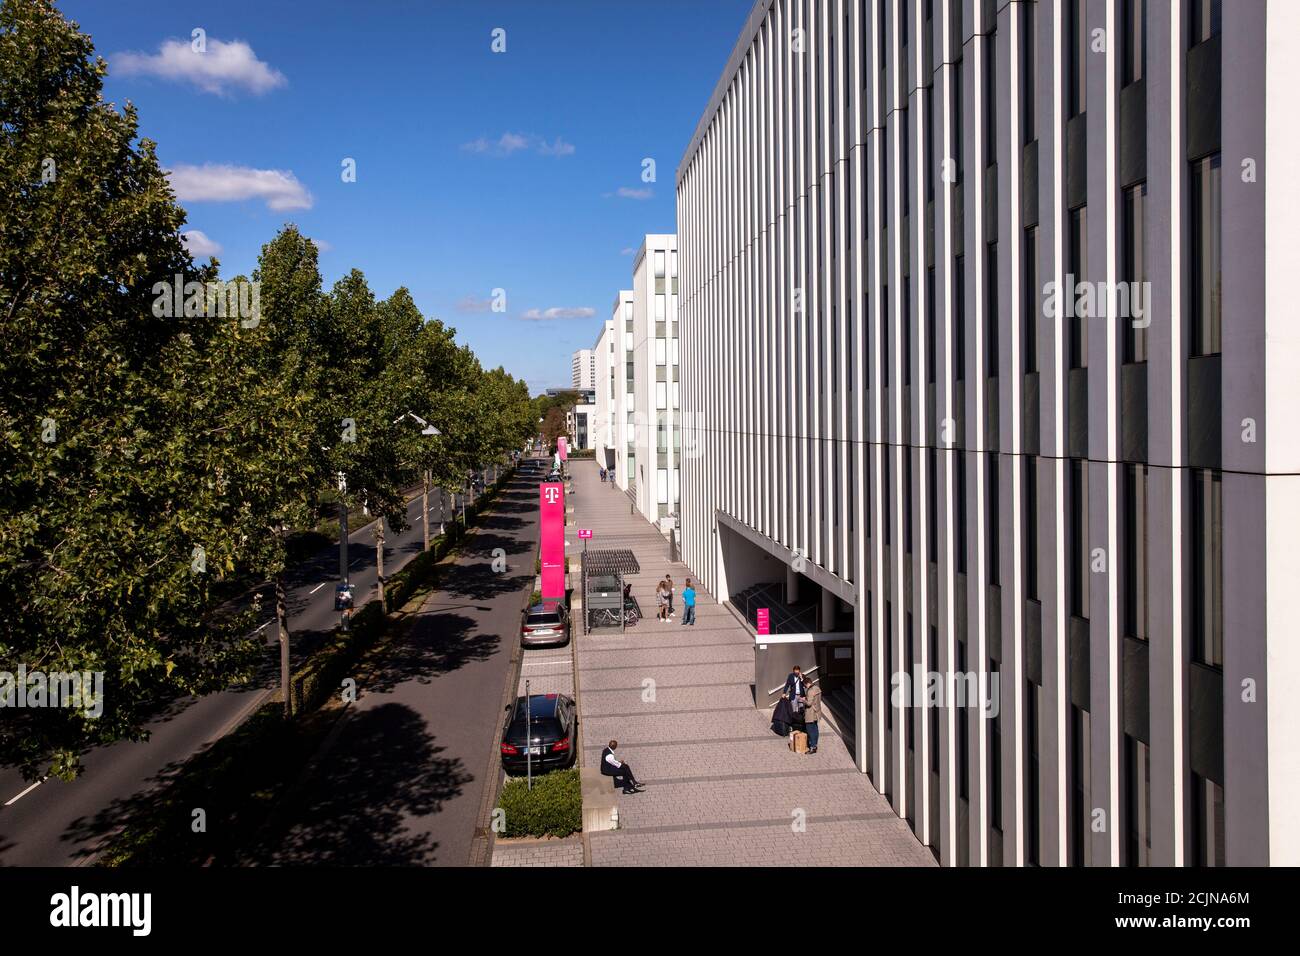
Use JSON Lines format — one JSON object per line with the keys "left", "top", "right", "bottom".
{"left": 527, "top": 612, "right": 561, "bottom": 626}
{"left": 506, "top": 716, "right": 564, "bottom": 742}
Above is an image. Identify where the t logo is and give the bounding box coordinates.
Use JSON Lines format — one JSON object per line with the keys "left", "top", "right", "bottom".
{"left": 544, "top": 486, "right": 560, "bottom": 505}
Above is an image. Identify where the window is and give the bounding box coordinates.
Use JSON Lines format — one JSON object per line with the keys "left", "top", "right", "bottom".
{"left": 1068, "top": 704, "right": 1091, "bottom": 866}
{"left": 956, "top": 454, "right": 968, "bottom": 573}
{"left": 1190, "top": 155, "right": 1222, "bottom": 357}
{"left": 927, "top": 447, "right": 938, "bottom": 558}
{"left": 1190, "top": 468, "right": 1223, "bottom": 668}
{"left": 655, "top": 381, "right": 667, "bottom": 410}
{"left": 654, "top": 250, "right": 665, "bottom": 277}
{"left": 1121, "top": 0, "right": 1146, "bottom": 87}
{"left": 904, "top": 452, "right": 913, "bottom": 555}
{"left": 1068, "top": 459, "right": 1088, "bottom": 619}
{"left": 986, "top": 243, "right": 998, "bottom": 377}
{"left": 955, "top": 256, "right": 966, "bottom": 380}
{"left": 1122, "top": 183, "right": 1148, "bottom": 363}
{"left": 957, "top": 640, "right": 970, "bottom": 800}
{"left": 1190, "top": 771, "right": 1225, "bottom": 866}
{"left": 986, "top": 454, "right": 999, "bottom": 586}
{"left": 1068, "top": 0, "right": 1087, "bottom": 118}
{"left": 1024, "top": 455, "right": 1038, "bottom": 599}
{"left": 1122, "top": 464, "right": 1148, "bottom": 641}
{"left": 657, "top": 468, "right": 668, "bottom": 504}
{"left": 926, "top": 268, "right": 936, "bottom": 384}
{"left": 983, "top": 35, "right": 996, "bottom": 168}
{"left": 929, "top": 625, "right": 940, "bottom": 773}
{"left": 1123, "top": 735, "right": 1152, "bottom": 866}
{"left": 1190, "top": 0, "right": 1221, "bottom": 46}
{"left": 1068, "top": 206, "right": 1088, "bottom": 369}
{"left": 655, "top": 293, "right": 666, "bottom": 322}
{"left": 1023, "top": 227, "right": 1039, "bottom": 373}
{"left": 1027, "top": 680, "right": 1042, "bottom": 864}
{"left": 1021, "top": 0, "right": 1037, "bottom": 143}
{"left": 655, "top": 337, "right": 667, "bottom": 366}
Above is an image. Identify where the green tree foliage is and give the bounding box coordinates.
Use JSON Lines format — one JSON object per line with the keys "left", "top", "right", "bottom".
{"left": 0, "top": 0, "right": 538, "bottom": 776}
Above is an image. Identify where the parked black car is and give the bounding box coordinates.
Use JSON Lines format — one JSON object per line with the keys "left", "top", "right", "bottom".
{"left": 500, "top": 693, "right": 577, "bottom": 775}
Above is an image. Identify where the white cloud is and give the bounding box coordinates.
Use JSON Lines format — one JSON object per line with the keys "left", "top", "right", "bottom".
{"left": 620, "top": 247, "right": 635, "bottom": 256}
{"left": 168, "top": 163, "right": 313, "bottom": 211}
{"left": 615, "top": 186, "right": 654, "bottom": 200}
{"left": 456, "top": 295, "right": 494, "bottom": 313}
{"left": 113, "top": 38, "right": 286, "bottom": 96}
{"left": 461, "top": 132, "right": 575, "bottom": 157}
{"left": 181, "top": 229, "right": 222, "bottom": 258}
{"left": 520, "top": 306, "right": 596, "bottom": 321}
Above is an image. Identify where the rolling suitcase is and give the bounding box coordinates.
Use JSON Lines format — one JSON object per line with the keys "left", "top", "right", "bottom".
{"left": 789, "top": 730, "right": 809, "bottom": 754}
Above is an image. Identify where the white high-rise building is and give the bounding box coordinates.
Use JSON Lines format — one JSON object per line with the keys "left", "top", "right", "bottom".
{"left": 571, "top": 347, "right": 596, "bottom": 390}
{"left": 677, "top": 0, "right": 1300, "bottom": 867}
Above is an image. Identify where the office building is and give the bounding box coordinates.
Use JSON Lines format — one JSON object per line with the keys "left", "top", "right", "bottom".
{"left": 677, "top": 0, "right": 1298, "bottom": 866}
{"left": 572, "top": 347, "right": 596, "bottom": 391}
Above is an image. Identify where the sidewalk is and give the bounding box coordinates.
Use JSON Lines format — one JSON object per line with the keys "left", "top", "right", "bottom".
{"left": 569, "top": 460, "right": 934, "bottom": 866}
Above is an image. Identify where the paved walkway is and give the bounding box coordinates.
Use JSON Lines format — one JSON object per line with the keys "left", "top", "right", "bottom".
{"left": 571, "top": 460, "right": 934, "bottom": 867}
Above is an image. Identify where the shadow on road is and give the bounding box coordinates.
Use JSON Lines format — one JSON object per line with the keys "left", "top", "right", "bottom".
{"left": 241, "top": 703, "right": 470, "bottom": 866}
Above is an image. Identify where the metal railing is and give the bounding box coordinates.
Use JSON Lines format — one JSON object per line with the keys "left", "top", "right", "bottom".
{"left": 733, "top": 582, "right": 819, "bottom": 635}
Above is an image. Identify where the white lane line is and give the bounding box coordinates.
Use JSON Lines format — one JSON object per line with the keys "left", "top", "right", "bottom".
{"left": 5, "top": 779, "right": 44, "bottom": 806}
{"left": 309, "top": 582, "right": 327, "bottom": 595}
{"left": 521, "top": 660, "right": 570, "bottom": 667}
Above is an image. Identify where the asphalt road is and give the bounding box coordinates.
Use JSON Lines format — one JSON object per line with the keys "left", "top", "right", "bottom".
{"left": 237, "top": 465, "right": 541, "bottom": 866}
{"left": 0, "top": 479, "right": 498, "bottom": 867}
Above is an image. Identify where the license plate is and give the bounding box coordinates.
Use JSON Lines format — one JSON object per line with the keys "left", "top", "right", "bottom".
{"left": 526, "top": 747, "right": 542, "bottom": 755}
{"left": 530, "top": 629, "right": 554, "bottom": 636}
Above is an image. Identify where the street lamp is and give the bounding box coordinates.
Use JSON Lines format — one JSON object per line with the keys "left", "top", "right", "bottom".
{"left": 395, "top": 411, "right": 443, "bottom": 553}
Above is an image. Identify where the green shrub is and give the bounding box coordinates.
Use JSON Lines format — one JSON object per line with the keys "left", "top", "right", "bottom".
{"left": 289, "top": 599, "right": 385, "bottom": 713}
{"left": 497, "top": 768, "right": 582, "bottom": 838}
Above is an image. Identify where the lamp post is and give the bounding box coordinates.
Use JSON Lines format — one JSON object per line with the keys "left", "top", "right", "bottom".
{"left": 394, "top": 411, "right": 442, "bottom": 554}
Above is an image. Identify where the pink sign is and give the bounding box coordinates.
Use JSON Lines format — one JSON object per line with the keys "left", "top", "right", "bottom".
{"left": 539, "top": 482, "right": 566, "bottom": 599}
{"left": 756, "top": 608, "right": 770, "bottom": 636}
{"left": 577, "top": 529, "right": 593, "bottom": 539}
{"left": 557, "top": 437, "right": 568, "bottom": 461}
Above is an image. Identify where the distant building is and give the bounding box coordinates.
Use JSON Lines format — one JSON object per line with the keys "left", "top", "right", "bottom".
{"left": 571, "top": 348, "right": 596, "bottom": 391}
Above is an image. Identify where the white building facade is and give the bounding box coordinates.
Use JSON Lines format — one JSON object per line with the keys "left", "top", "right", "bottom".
{"left": 629, "top": 235, "right": 682, "bottom": 525}
{"left": 677, "top": 0, "right": 1300, "bottom": 867}
{"left": 571, "top": 347, "right": 596, "bottom": 390}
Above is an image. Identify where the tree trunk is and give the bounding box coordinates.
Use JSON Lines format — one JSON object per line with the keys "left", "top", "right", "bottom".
{"left": 276, "top": 570, "right": 291, "bottom": 717}
{"left": 376, "top": 516, "right": 386, "bottom": 606}
{"left": 422, "top": 472, "right": 429, "bottom": 552}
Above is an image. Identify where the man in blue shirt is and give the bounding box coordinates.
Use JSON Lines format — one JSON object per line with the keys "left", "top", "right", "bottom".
{"left": 680, "top": 579, "right": 697, "bottom": 626}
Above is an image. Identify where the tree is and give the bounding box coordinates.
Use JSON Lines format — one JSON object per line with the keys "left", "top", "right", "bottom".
{"left": 0, "top": 0, "right": 263, "bottom": 776}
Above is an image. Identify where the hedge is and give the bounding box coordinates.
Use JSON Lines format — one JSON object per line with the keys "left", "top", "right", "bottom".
{"left": 496, "top": 768, "right": 582, "bottom": 838}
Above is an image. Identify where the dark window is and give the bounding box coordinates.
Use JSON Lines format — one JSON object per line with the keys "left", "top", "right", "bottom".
{"left": 1024, "top": 455, "right": 1038, "bottom": 599}
{"left": 1021, "top": 0, "right": 1037, "bottom": 143}
{"left": 1123, "top": 734, "right": 1152, "bottom": 866}
{"left": 1122, "top": 464, "right": 1148, "bottom": 641}
{"left": 927, "top": 447, "right": 938, "bottom": 558}
{"left": 953, "top": 68, "right": 964, "bottom": 183}
{"left": 903, "top": 279, "right": 912, "bottom": 387}
{"left": 883, "top": 285, "right": 892, "bottom": 387}
{"left": 1068, "top": 0, "right": 1087, "bottom": 118}
{"left": 1023, "top": 226, "right": 1039, "bottom": 373}
{"left": 1068, "top": 704, "right": 1090, "bottom": 865}
{"left": 1190, "top": 0, "right": 1222, "bottom": 46}
{"left": 1068, "top": 206, "right": 1088, "bottom": 369}
{"left": 904, "top": 452, "right": 914, "bottom": 555}
{"left": 905, "top": 613, "right": 915, "bottom": 750}
{"left": 990, "top": 679, "right": 1002, "bottom": 831}
{"left": 1068, "top": 459, "right": 1089, "bottom": 620}
{"left": 929, "top": 624, "right": 940, "bottom": 773}
{"left": 1190, "top": 155, "right": 1222, "bottom": 356}
{"left": 1190, "top": 771, "right": 1225, "bottom": 866}
{"left": 1190, "top": 468, "right": 1223, "bottom": 668}
{"left": 926, "top": 267, "right": 936, "bottom": 383}
{"left": 986, "top": 453, "right": 1000, "bottom": 586}
{"left": 955, "top": 255, "right": 966, "bottom": 380}
{"left": 1122, "top": 183, "right": 1148, "bottom": 363}
{"left": 956, "top": 453, "right": 968, "bottom": 573}
{"left": 1121, "top": 0, "right": 1146, "bottom": 87}
{"left": 1027, "top": 680, "right": 1041, "bottom": 864}
{"left": 986, "top": 243, "right": 999, "bottom": 377}
{"left": 957, "top": 640, "right": 970, "bottom": 800}
{"left": 984, "top": 34, "right": 996, "bottom": 168}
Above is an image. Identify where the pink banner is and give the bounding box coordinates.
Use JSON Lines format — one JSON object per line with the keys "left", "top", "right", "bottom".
{"left": 557, "top": 437, "right": 568, "bottom": 461}
{"left": 539, "top": 481, "right": 565, "bottom": 599}
{"left": 756, "top": 608, "right": 770, "bottom": 636}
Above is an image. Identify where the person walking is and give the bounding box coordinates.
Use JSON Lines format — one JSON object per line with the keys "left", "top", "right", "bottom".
{"left": 600, "top": 740, "right": 644, "bottom": 794}
{"left": 665, "top": 574, "right": 675, "bottom": 619}
{"left": 656, "top": 579, "right": 669, "bottom": 622}
{"left": 782, "top": 666, "right": 807, "bottom": 723}
{"left": 802, "top": 680, "right": 823, "bottom": 754}
{"left": 680, "top": 578, "right": 697, "bottom": 626}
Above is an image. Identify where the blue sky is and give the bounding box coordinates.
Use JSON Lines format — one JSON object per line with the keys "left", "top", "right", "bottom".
{"left": 60, "top": 0, "right": 752, "bottom": 392}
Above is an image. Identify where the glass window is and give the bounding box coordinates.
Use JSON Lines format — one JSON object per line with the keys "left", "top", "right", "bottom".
{"left": 1024, "top": 455, "right": 1038, "bottom": 599}
{"left": 1122, "top": 183, "right": 1148, "bottom": 363}
{"left": 655, "top": 337, "right": 667, "bottom": 366}
{"left": 986, "top": 453, "right": 999, "bottom": 586}
{"left": 1122, "top": 464, "right": 1149, "bottom": 641}
{"left": 654, "top": 250, "right": 665, "bottom": 277}
{"left": 1122, "top": 0, "right": 1146, "bottom": 86}
{"left": 655, "top": 293, "right": 666, "bottom": 322}
{"left": 1021, "top": 0, "right": 1037, "bottom": 143}
{"left": 1191, "top": 771, "right": 1225, "bottom": 866}
{"left": 1069, "top": 206, "right": 1088, "bottom": 369}
{"left": 1190, "top": 155, "right": 1222, "bottom": 356}
{"left": 655, "top": 381, "right": 667, "bottom": 409}
{"left": 986, "top": 243, "right": 998, "bottom": 377}
{"left": 1190, "top": 468, "right": 1223, "bottom": 667}
{"left": 1023, "top": 226, "right": 1039, "bottom": 373}
{"left": 1190, "top": 0, "right": 1221, "bottom": 46}
{"left": 1068, "top": 0, "right": 1087, "bottom": 118}
{"left": 1123, "top": 735, "right": 1152, "bottom": 866}
{"left": 1069, "top": 459, "right": 1089, "bottom": 619}
{"left": 657, "top": 467, "right": 668, "bottom": 504}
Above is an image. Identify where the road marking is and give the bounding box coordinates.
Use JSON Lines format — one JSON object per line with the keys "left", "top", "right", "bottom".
{"left": 522, "top": 660, "right": 571, "bottom": 667}
{"left": 5, "top": 779, "right": 44, "bottom": 806}
{"left": 309, "top": 582, "right": 327, "bottom": 595}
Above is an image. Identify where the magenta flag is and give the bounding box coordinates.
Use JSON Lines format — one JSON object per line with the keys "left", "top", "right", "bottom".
{"left": 756, "top": 608, "right": 770, "bottom": 636}
{"left": 539, "top": 481, "right": 565, "bottom": 599}
{"left": 557, "top": 437, "right": 568, "bottom": 461}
